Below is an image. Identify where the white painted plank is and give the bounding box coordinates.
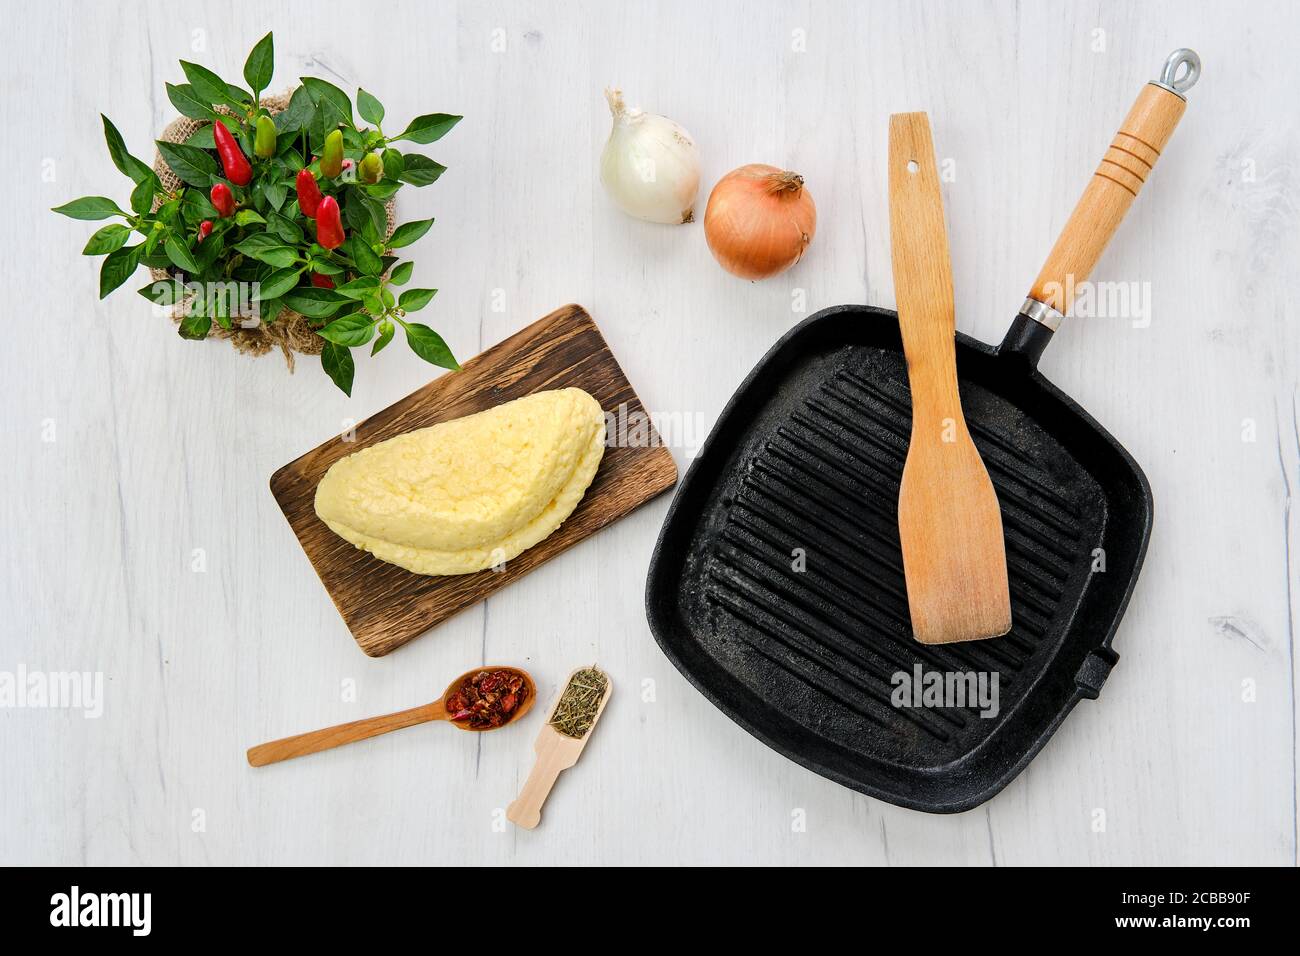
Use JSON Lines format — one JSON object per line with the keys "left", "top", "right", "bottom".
{"left": 0, "top": 0, "right": 1294, "bottom": 865}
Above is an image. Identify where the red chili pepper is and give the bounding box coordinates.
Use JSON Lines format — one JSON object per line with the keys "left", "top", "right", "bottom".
{"left": 310, "top": 272, "right": 335, "bottom": 289}
{"left": 314, "top": 195, "right": 345, "bottom": 250}
{"left": 212, "top": 121, "right": 252, "bottom": 187}
{"left": 197, "top": 220, "right": 213, "bottom": 242}
{"left": 209, "top": 183, "right": 235, "bottom": 218}
{"left": 295, "top": 168, "right": 322, "bottom": 219}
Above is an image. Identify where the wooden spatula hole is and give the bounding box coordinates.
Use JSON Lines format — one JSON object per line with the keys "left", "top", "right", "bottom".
{"left": 907, "top": 160, "right": 919, "bottom": 174}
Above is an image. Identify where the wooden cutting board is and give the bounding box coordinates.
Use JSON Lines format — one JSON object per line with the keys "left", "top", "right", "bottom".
{"left": 270, "top": 304, "right": 678, "bottom": 657}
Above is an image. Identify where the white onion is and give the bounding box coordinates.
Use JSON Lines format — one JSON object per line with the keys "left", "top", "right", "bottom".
{"left": 599, "top": 88, "right": 701, "bottom": 225}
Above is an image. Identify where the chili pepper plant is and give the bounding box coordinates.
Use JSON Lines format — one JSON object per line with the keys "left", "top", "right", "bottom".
{"left": 52, "top": 32, "right": 461, "bottom": 395}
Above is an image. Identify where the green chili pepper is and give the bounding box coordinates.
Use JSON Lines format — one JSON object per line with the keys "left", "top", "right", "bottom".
{"left": 320, "top": 129, "right": 344, "bottom": 178}
{"left": 254, "top": 116, "right": 277, "bottom": 159}
{"left": 358, "top": 152, "right": 384, "bottom": 184}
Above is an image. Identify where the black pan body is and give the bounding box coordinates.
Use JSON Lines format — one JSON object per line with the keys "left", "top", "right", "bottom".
{"left": 645, "top": 305, "right": 1152, "bottom": 813}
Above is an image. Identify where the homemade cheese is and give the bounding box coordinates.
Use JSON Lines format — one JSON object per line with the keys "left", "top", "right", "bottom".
{"left": 314, "top": 388, "right": 606, "bottom": 575}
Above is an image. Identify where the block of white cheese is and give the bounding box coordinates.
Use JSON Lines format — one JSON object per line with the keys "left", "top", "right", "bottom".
{"left": 314, "top": 388, "right": 606, "bottom": 575}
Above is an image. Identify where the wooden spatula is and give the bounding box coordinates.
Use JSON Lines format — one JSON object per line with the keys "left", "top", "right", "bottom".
{"left": 889, "top": 112, "right": 1011, "bottom": 644}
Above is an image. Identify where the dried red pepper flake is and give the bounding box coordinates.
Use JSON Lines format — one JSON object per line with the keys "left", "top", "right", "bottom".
{"left": 446, "top": 669, "right": 528, "bottom": 729}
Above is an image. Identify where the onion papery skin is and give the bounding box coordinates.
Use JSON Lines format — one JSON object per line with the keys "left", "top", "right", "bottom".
{"left": 703, "top": 164, "right": 817, "bottom": 280}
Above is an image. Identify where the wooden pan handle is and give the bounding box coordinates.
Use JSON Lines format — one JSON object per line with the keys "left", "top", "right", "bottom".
{"left": 247, "top": 700, "right": 445, "bottom": 767}
{"left": 1025, "top": 50, "right": 1199, "bottom": 325}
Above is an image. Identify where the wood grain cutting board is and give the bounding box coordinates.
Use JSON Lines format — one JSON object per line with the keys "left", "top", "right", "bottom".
{"left": 270, "top": 304, "right": 679, "bottom": 657}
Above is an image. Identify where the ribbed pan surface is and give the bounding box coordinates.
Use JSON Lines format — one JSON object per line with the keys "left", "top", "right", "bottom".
{"left": 647, "top": 306, "right": 1151, "bottom": 812}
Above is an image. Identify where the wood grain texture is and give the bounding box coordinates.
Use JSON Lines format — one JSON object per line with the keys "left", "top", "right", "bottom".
{"left": 3, "top": 0, "right": 1297, "bottom": 867}
{"left": 889, "top": 113, "right": 1011, "bottom": 644}
{"left": 246, "top": 700, "right": 447, "bottom": 767}
{"left": 1030, "top": 83, "right": 1189, "bottom": 314}
{"left": 270, "top": 304, "right": 678, "bottom": 656}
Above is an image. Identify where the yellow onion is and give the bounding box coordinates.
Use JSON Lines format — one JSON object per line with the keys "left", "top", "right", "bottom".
{"left": 703, "top": 164, "right": 816, "bottom": 280}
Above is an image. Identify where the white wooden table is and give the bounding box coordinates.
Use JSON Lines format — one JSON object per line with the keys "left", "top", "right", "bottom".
{"left": 4, "top": 0, "right": 1296, "bottom": 866}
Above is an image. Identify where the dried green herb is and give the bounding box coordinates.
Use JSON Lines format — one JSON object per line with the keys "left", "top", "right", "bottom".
{"left": 549, "top": 666, "right": 608, "bottom": 739}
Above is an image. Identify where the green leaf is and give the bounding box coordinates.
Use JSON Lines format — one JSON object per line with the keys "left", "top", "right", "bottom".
{"left": 363, "top": 180, "right": 401, "bottom": 200}
{"left": 154, "top": 198, "right": 182, "bottom": 226}
{"left": 395, "top": 113, "right": 461, "bottom": 145}
{"left": 156, "top": 141, "right": 218, "bottom": 187}
{"left": 398, "top": 288, "right": 437, "bottom": 312}
{"left": 180, "top": 61, "right": 236, "bottom": 107}
{"left": 380, "top": 149, "right": 405, "bottom": 179}
{"left": 263, "top": 180, "right": 287, "bottom": 211}
{"left": 181, "top": 188, "right": 219, "bottom": 224}
{"left": 184, "top": 125, "right": 216, "bottom": 149}
{"left": 99, "top": 245, "right": 142, "bottom": 298}
{"left": 235, "top": 209, "right": 267, "bottom": 226}
{"left": 275, "top": 85, "right": 316, "bottom": 136}
{"left": 284, "top": 287, "right": 347, "bottom": 318}
{"left": 144, "top": 222, "right": 167, "bottom": 256}
{"left": 321, "top": 342, "right": 355, "bottom": 395}
{"left": 236, "top": 243, "right": 299, "bottom": 269}
{"left": 193, "top": 228, "right": 225, "bottom": 271}
{"left": 166, "top": 83, "right": 216, "bottom": 120}
{"left": 178, "top": 311, "right": 212, "bottom": 340}
{"left": 357, "top": 88, "right": 384, "bottom": 126}
{"left": 318, "top": 312, "right": 376, "bottom": 347}
{"left": 52, "top": 196, "right": 126, "bottom": 220}
{"left": 345, "top": 236, "right": 384, "bottom": 276}
{"left": 258, "top": 296, "right": 283, "bottom": 324}
{"left": 402, "top": 321, "right": 458, "bottom": 370}
{"left": 82, "top": 223, "right": 131, "bottom": 256}
{"left": 234, "top": 237, "right": 298, "bottom": 268}
{"left": 397, "top": 153, "right": 447, "bottom": 187}
{"left": 371, "top": 319, "right": 395, "bottom": 355}
{"left": 130, "top": 176, "right": 157, "bottom": 215}
{"left": 226, "top": 83, "right": 254, "bottom": 106}
{"left": 334, "top": 276, "right": 380, "bottom": 299}
{"left": 164, "top": 235, "right": 200, "bottom": 274}
{"left": 256, "top": 266, "right": 303, "bottom": 300}
{"left": 387, "top": 218, "right": 434, "bottom": 249}
{"left": 340, "top": 193, "right": 380, "bottom": 245}
{"left": 301, "top": 77, "right": 353, "bottom": 129}
{"left": 266, "top": 211, "right": 302, "bottom": 243}
{"left": 244, "top": 32, "right": 275, "bottom": 95}
{"left": 138, "top": 279, "right": 184, "bottom": 306}
{"left": 389, "top": 261, "right": 414, "bottom": 286}
{"left": 101, "top": 115, "right": 154, "bottom": 184}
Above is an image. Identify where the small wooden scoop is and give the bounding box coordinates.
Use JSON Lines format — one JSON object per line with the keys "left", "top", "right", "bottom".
{"left": 507, "top": 667, "right": 612, "bottom": 829}
{"left": 246, "top": 666, "right": 536, "bottom": 767}
{"left": 889, "top": 112, "right": 1011, "bottom": 644}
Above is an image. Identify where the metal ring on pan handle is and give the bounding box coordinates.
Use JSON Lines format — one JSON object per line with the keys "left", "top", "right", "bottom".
{"left": 1018, "top": 297, "right": 1065, "bottom": 332}
{"left": 1152, "top": 48, "right": 1201, "bottom": 99}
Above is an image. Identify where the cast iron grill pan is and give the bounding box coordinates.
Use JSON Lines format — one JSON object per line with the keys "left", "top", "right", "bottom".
{"left": 646, "top": 306, "right": 1151, "bottom": 812}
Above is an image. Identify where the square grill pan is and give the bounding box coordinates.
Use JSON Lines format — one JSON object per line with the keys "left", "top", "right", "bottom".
{"left": 645, "top": 306, "right": 1152, "bottom": 812}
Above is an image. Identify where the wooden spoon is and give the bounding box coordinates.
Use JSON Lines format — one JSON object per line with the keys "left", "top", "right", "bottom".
{"left": 507, "top": 667, "right": 612, "bottom": 829}
{"left": 246, "top": 666, "right": 536, "bottom": 767}
{"left": 889, "top": 112, "right": 1012, "bottom": 644}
